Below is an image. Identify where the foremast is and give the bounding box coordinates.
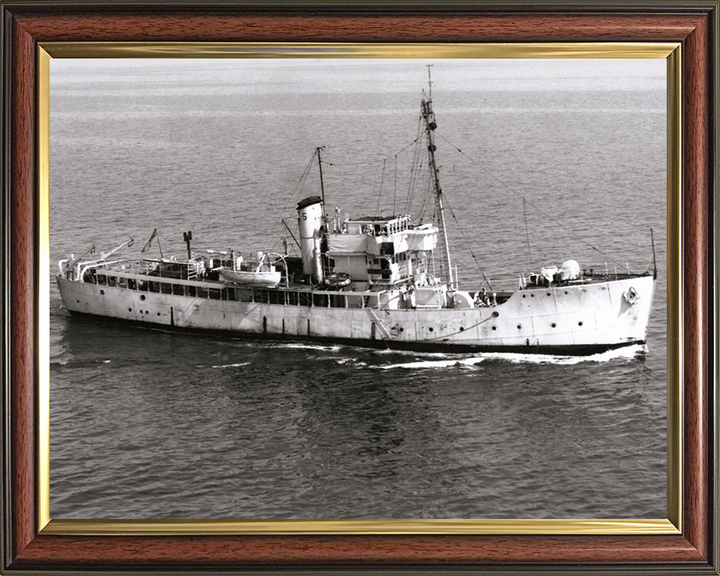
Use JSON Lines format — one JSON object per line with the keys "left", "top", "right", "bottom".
{"left": 421, "top": 70, "right": 455, "bottom": 291}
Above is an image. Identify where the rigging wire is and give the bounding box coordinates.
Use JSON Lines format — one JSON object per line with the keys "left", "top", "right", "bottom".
{"left": 523, "top": 198, "right": 534, "bottom": 269}
{"left": 415, "top": 171, "right": 433, "bottom": 224}
{"left": 267, "top": 136, "right": 418, "bottom": 253}
{"left": 266, "top": 149, "right": 318, "bottom": 252}
{"left": 434, "top": 131, "right": 633, "bottom": 273}
{"left": 643, "top": 252, "right": 656, "bottom": 274}
{"left": 404, "top": 113, "right": 427, "bottom": 215}
{"left": 393, "top": 154, "right": 398, "bottom": 216}
{"left": 324, "top": 138, "right": 418, "bottom": 167}
{"left": 273, "top": 149, "right": 316, "bottom": 223}
{"left": 376, "top": 158, "right": 387, "bottom": 213}
{"left": 441, "top": 191, "right": 494, "bottom": 291}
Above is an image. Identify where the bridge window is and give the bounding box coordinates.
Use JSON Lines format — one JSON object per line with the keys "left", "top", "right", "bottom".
{"left": 128, "top": 279, "right": 137, "bottom": 290}
{"left": 161, "top": 283, "right": 172, "bottom": 295}
{"left": 107, "top": 276, "right": 117, "bottom": 287}
{"left": 196, "top": 287, "right": 207, "bottom": 298}
{"left": 299, "top": 292, "right": 311, "bottom": 307}
{"left": 172, "top": 284, "right": 184, "bottom": 296}
{"left": 185, "top": 285, "right": 196, "bottom": 297}
{"left": 380, "top": 242, "right": 394, "bottom": 255}
{"left": 209, "top": 288, "right": 221, "bottom": 300}
{"left": 286, "top": 291, "right": 299, "bottom": 306}
{"left": 97, "top": 275, "right": 106, "bottom": 285}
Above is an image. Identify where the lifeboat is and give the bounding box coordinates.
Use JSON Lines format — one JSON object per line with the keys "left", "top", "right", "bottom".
{"left": 217, "top": 268, "right": 281, "bottom": 287}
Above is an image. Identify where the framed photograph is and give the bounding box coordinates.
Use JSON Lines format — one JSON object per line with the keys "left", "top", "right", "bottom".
{"left": 1, "top": 2, "right": 717, "bottom": 575}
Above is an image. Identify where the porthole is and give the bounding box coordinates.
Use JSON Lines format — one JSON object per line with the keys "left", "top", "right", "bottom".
{"left": 522, "top": 294, "right": 526, "bottom": 298}
{"left": 140, "top": 294, "right": 146, "bottom": 301}
{"left": 399, "top": 327, "right": 404, "bottom": 333}
{"left": 578, "top": 321, "right": 583, "bottom": 326}
{"left": 531, "top": 294, "right": 535, "bottom": 297}
{"left": 428, "top": 327, "right": 434, "bottom": 332}
{"left": 157, "top": 312, "right": 161, "bottom": 316}
{"left": 551, "top": 323, "right": 557, "bottom": 328}
{"left": 564, "top": 291, "right": 568, "bottom": 295}
{"left": 76, "top": 300, "right": 80, "bottom": 303}
{"left": 547, "top": 293, "right": 551, "bottom": 297}
{"left": 459, "top": 327, "right": 464, "bottom": 332}
{"left": 491, "top": 326, "right": 497, "bottom": 331}
{"left": 492, "top": 311, "right": 499, "bottom": 318}
{"left": 517, "top": 324, "right": 522, "bottom": 329}
{"left": 128, "top": 308, "right": 132, "bottom": 312}
{"left": 99, "top": 290, "right": 105, "bottom": 295}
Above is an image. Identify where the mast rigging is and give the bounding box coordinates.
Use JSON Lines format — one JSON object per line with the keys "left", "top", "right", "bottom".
{"left": 421, "top": 69, "right": 455, "bottom": 290}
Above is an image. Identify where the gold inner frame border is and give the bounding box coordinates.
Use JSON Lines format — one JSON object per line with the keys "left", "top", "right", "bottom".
{"left": 36, "top": 41, "right": 682, "bottom": 536}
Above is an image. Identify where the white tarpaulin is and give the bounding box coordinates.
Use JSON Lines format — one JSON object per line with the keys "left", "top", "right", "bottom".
{"left": 327, "top": 234, "right": 368, "bottom": 254}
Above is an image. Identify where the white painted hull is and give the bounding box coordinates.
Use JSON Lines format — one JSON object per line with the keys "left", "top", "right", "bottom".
{"left": 56, "top": 274, "right": 655, "bottom": 354}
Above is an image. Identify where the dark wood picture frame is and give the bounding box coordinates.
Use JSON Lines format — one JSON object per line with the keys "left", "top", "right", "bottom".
{"left": 1, "top": 1, "right": 718, "bottom": 574}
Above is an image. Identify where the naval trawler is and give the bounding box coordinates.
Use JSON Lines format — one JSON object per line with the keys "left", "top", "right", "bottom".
{"left": 57, "top": 80, "right": 656, "bottom": 356}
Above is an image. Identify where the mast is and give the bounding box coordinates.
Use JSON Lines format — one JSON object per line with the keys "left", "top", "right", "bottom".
{"left": 316, "top": 146, "right": 327, "bottom": 210}
{"left": 421, "top": 67, "right": 455, "bottom": 290}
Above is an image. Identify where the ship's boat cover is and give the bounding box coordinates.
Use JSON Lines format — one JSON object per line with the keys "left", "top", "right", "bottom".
{"left": 560, "top": 259, "right": 580, "bottom": 280}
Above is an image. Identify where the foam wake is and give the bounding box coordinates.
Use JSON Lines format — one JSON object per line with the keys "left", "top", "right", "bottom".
{"left": 269, "top": 342, "right": 342, "bottom": 352}
{"left": 378, "top": 356, "right": 486, "bottom": 370}
{"left": 479, "top": 344, "right": 647, "bottom": 365}
{"left": 377, "top": 344, "right": 647, "bottom": 370}
{"left": 211, "top": 362, "right": 251, "bottom": 369}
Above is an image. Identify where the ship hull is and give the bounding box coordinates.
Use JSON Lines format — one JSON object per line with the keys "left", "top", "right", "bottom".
{"left": 56, "top": 274, "right": 655, "bottom": 355}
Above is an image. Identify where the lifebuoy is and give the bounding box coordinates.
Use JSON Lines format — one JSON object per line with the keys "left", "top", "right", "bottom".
{"left": 326, "top": 273, "right": 351, "bottom": 288}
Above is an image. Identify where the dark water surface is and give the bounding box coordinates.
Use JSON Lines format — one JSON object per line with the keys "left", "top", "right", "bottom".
{"left": 50, "top": 59, "right": 667, "bottom": 519}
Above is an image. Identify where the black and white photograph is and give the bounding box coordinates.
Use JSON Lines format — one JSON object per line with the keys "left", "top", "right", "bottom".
{"left": 49, "top": 58, "right": 667, "bottom": 520}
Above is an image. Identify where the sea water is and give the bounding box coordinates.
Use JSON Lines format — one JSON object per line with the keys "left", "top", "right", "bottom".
{"left": 49, "top": 59, "right": 667, "bottom": 519}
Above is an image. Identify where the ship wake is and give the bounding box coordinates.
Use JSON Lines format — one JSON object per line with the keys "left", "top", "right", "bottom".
{"left": 377, "top": 344, "right": 647, "bottom": 370}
